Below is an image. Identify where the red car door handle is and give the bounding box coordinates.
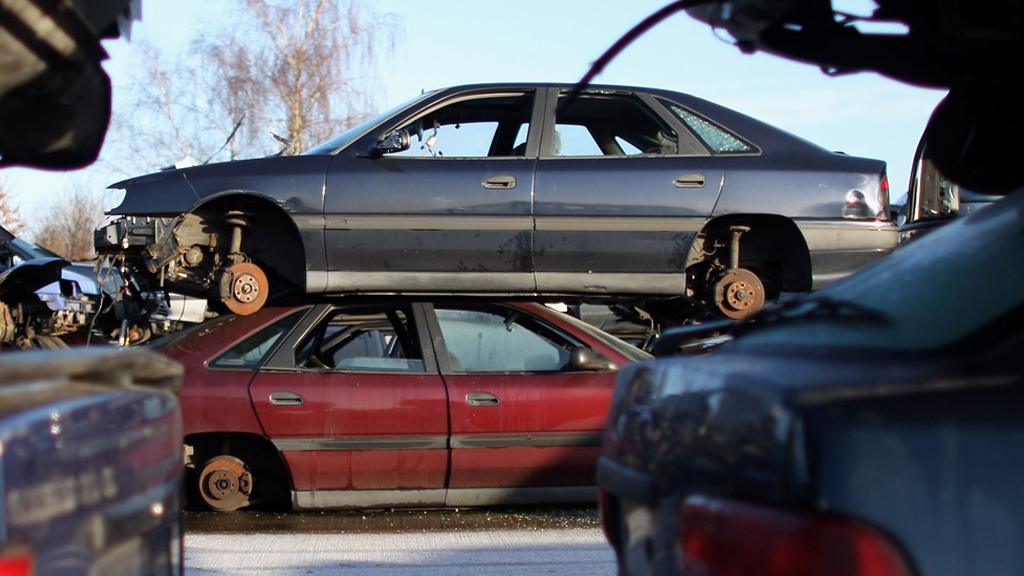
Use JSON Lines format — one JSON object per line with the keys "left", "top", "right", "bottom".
{"left": 466, "top": 392, "right": 501, "bottom": 407}
{"left": 269, "top": 391, "right": 304, "bottom": 406}
{"left": 483, "top": 175, "right": 517, "bottom": 189}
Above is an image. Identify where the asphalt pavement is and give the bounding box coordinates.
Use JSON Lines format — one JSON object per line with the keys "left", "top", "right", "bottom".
{"left": 184, "top": 506, "right": 615, "bottom": 576}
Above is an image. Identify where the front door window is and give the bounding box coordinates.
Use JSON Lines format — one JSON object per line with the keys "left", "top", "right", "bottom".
{"left": 388, "top": 93, "right": 535, "bottom": 158}
{"left": 296, "top": 305, "right": 425, "bottom": 373}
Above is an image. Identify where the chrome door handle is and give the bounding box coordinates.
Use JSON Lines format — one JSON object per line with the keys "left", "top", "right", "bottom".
{"left": 674, "top": 174, "right": 706, "bottom": 188}
{"left": 465, "top": 392, "right": 501, "bottom": 407}
{"left": 269, "top": 391, "right": 304, "bottom": 406}
{"left": 483, "top": 175, "right": 517, "bottom": 189}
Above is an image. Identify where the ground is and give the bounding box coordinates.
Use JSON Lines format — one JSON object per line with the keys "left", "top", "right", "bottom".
{"left": 184, "top": 506, "right": 614, "bottom": 575}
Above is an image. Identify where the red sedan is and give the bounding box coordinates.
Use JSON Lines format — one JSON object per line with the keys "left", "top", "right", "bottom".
{"left": 155, "top": 299, "right": 650, "bottom": 512}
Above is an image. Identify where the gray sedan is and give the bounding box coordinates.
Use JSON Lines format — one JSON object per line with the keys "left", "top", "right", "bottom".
{"left": 95, "top": 83, "right": 895, "bottom": 319}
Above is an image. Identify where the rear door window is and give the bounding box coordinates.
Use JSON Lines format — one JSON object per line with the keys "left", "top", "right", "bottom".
{"left": 433, "top": 305, "right": 581, "bottom": 373}
{"left": 296, "top": 305, "right": 425, "bottom": 373}
{"left": 550, "top": 92, "right": 680, "bottom": 157}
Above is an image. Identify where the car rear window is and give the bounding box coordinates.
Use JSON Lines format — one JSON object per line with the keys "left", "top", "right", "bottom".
{"left": 659, "top": 99, "right": 755, "bottom": 154}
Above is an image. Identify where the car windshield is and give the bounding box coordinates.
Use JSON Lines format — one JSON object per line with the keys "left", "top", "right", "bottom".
{"left": 740, "top": 190, "right": 1024, "bottom": 352}
{"left": 302, "top": 90, "right": 439, "bottom": 155}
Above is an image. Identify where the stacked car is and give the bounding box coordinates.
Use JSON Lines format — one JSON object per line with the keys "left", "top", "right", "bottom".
{"left": 94, "top": 83, "right": 894, "bottom": 321}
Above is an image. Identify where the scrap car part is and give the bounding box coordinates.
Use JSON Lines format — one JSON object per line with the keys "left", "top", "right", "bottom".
{"left": 710, "top": 225, "right": 765, "bottom": 319}
{"left": 218, "top": 262, "right": 268, "bottom": 315}
{"left": 198, "top": 455, "right": 254, "bottom": 512}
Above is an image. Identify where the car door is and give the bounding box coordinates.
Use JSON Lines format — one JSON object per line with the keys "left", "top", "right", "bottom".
{"left": 532, "top": 88, "right": 729, "bottom": 295}
{"left": 249, "top": 302, "right": 449, "bottom": 509}
{"left": 423, "top": 302, "right": 617, "bottom": 506}
{"left": 322, "top": 89, "right": 543, "bottom": 293}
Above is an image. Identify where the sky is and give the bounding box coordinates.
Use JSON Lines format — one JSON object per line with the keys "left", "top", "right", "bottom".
{"left": 4, "top": 0, "right": 946, "bottom": 230}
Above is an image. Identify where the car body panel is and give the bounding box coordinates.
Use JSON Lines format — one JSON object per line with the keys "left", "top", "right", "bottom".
{"left": 249, "top": 369, "right": 449, "bottom": 493}
{"left": 533, "top": 157, "right": 721, "bottom": 281}
{"left": 0, "top": 349, "right": 183, "bottom": 575}
{"left": 809, "top": 381, "right": 1023, "bottom": 576}
{"left": 169, "top": 311, "right": 293, "bottom": 437}
{"left": 444, "top": 370, "right": 612, "bottom": 488}
{"left": 322, "top": 155, "right": 536, "bottom": 291}
{"left": 108, "top": 155, "right": 332, "bottom": 217}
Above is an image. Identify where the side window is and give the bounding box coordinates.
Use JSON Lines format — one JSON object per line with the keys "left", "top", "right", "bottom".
{"left": 388, "top": 92, "right": 534, "bottom": 158}
{"left": 296, "top": 305, "right": 425, "bottom": 373}
{"left": 552, "top": 125, "right": 603, "bottom": 156}
{"left": 552, "top": 92, "right": 679, "bottom": 157}
{"left": 434, "top": 306, "right": 580, "bottom": 373}
{"left": 661, "top": 100, "right": 755, "bottom": 154}
{"left": 210, "top": 311, "right": 305, "bottom": 370}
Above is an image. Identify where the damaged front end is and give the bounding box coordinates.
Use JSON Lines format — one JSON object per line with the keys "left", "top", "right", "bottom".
{"left": 95, "top": 210, "right": 269, "bottom": 316}
{"left": 0, "top": 257, "right": 83, "bottom": 349}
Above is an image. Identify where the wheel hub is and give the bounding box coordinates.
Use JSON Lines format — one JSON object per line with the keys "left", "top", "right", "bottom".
{"left": 219, "top": 262, "right": 269, "bottom": 315}
{"left": 713, "top": 268, "right": 765, "bottom": 320}
{"left": 198, "top": 455, "right": 253, "bottom": 512}
{"left": 232, "top": 273, "right": 261, "bottom": 303}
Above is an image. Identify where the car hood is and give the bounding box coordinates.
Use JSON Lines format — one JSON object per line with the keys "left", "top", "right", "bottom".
{"left": 0, "top": 257, "right": 67, "bottom": 303}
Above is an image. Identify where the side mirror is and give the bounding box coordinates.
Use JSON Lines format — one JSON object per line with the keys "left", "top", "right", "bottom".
{"left": 375, "top": 129, "right": 410, "bottom": 155}
{"left": 569, "top": 346, "right": 617, "bottom": 372}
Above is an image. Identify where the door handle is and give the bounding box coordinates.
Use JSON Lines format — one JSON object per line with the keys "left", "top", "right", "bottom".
{"left": 465, "top": 392, "right": 501, "bottom": 407}
{"left": 269, "top": 391, "right": 304, "bottom": 406}
{"left": 483, "top": 175, "right": 517, "bottom": 189}
{"left": 674, "top": 174, "right": 706, "bottom": 188}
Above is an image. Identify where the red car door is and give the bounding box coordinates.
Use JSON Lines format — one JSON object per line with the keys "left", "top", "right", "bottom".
{"left": 249, "top": 303, "right": 449, "bottom": 509}
{"left": 426, "top": 303, "right": 617, "bottom": 506}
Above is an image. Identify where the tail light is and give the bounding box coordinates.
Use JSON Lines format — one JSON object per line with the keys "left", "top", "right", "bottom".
{"left": 878, "top": 172, "right": 891, "bottom": 220}
{"left": 0, "top": 545, "right": 33, "bottom": 576}
{"left": 844, "top": 172, "right": 891, "bottom": 220}
{"left": 678, "top": 496, "right": 913, "bottom": 576}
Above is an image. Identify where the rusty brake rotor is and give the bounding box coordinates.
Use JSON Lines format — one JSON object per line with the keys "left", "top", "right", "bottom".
{"left": 219, "top": 262, "right": 269, "bottom": 315}
{"left": 713, "top": 268, "right": 765, "bottom": 320}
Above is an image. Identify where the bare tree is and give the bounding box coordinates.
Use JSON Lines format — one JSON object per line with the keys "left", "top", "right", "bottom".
{"left": 109, "top": 0, "right": 399, "bottom": 173}
{"left": 0, "top": 180, "right": 26, "bottom": 235}
{"left": 32, "top": 189, "right": 106, "bottom": 261}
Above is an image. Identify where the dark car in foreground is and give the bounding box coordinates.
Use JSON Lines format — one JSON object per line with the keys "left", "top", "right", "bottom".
{"left": 0, "top": 349, "right": 184, "bottom": 575}
{"left": 153, "top": 299, "right": 649, "bottom": 512}
{"left": 596, "top": 188, "right": 1023, "bottom": 575}
{"left": 96, "top": 83, "right": 894, "bottom": 320}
